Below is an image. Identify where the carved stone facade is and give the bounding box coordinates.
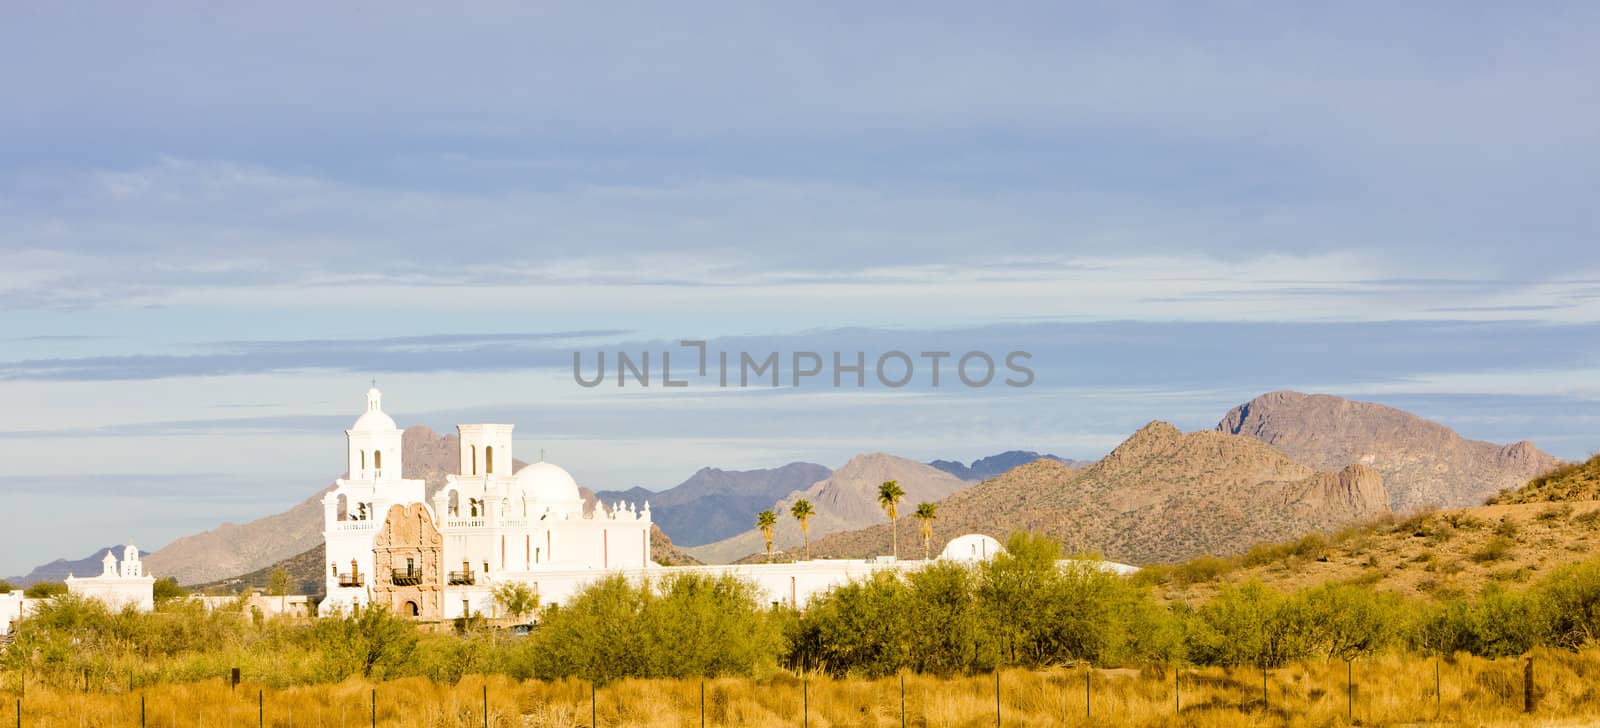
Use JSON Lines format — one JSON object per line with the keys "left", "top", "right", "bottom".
{"left": 372, "top": 503, "right": 443, "bottom": 619}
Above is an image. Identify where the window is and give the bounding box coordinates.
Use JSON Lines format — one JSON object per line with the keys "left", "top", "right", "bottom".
{"left": 406, "top": 557, "right": 415, "bottom": 575}
{"left": 374, "top": 450, "right": 382, "bottom": 470}
{"left": 462, "top": 599, "right": 470, "bottom": 617}
{"left": 447, "top": 490, "right": 460, "bottom": 517}
{"left": 471, "top": 445, "right": 478, "bottom": 475}
{"left": 405, "top": 601, "right": 419, "bottom": 617}
{"left": 485, "top": 446, "right": 495, "bottom": 474}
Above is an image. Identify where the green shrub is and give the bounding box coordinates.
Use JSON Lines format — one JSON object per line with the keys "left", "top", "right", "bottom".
{"left": 1472, "top": 536, "right": 1515, "bottom": 563}
{"left": 23, "top": 581, "right": 67, "bottom": 598}
{"left": 1170, "top": 555, "right": 1234, "bottom": 585}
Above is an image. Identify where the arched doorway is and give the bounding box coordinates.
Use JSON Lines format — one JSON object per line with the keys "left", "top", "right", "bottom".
{"left": 404, "top": 601, "right": 419, "bottom": 617}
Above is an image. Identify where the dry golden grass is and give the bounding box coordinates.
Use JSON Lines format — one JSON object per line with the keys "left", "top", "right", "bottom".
{"left": 9, "top": 648, "right": 1600, "bottom": 727}
{"left": 1153, "top": 499, "right": 1600, "bottom": 605}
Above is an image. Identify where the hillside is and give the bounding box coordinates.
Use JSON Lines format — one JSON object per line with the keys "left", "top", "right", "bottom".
{"left": 1147, "top": 498, "right": 1600, "bottom": 606}
{"left": 1491, "top": 454, "right": 1600, "bottom": 504}
{"left": 144, "top": 425, "right": 475, "bottom": 585}
{"left": 1218, "top": 390, "right": 1560, "bottom": 511}
{"left": 596, "top": 462, "right": 831, "bottom": 546}
{"left": 685, "top": 453, "right": 969, "bottom": 564}
{"left": 809, "top": 422, "right": 1391, "bottom": 564}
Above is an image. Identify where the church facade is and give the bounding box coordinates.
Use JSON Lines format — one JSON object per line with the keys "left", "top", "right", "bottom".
{"left": 320, "top": 389, "right": 652, "bottom": 619}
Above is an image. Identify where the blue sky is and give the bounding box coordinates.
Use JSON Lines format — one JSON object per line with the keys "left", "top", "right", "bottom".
{"left": 1, "top": 3, "right": 1597, "bottom": 576}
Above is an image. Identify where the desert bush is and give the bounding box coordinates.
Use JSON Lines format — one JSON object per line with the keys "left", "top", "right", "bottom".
{"left": 1169, "top": 555, "right": 1234, "bottom": 585}
{"left": 1537, "top": 558, "right": 1600, "bottom": 649}
{"left": 1414, "top": 586, "right": 1550, "bottom": 658}
{"left": 1184, "top": 581, "right": 1312, "bottom": 668}
{"left": 1537, "top": 504, "right": 1574, "bottom": 522}
{"left": 1472, "top": 536, "right": 1515, "bottom": 563}
{"left": 534, "top": 572, "right": 782, "bottom": 683}
{"left": 23, "top": 581, "right": 67, "bottom": 598}
{"left": 310, "top": 604, "right": 419, "bottom": 679}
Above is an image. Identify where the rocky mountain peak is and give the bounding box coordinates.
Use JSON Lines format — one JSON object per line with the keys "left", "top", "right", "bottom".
{"left": 1217, "top": 391, "right": 1560, "bottom": 510}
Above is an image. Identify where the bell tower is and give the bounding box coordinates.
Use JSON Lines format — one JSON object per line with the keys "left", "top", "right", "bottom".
{"left": 458, "top": 424, "right": 514, "bottom": 477}
{"left": 347, "top": 387, "right": 403, "bottom": 482}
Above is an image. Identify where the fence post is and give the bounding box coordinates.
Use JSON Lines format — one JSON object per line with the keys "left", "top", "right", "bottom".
{"left": 1524, "top": 657, "right": 1535, "bottom": 713}
{"left": 1085, "top": 669, "right": 1091, "bottom": 720}
{"left": 900, "top": 673, "right": 906, "bottom": 728}
{"left": 591, "top": 681, "right": 597, "bottom": 728}
{"left": 700, "top": 680, "right": 705, "bottom": 728}
{"left": 1435, "top": 659, "right": 1441, "bottom": 719}
{"left": 803, "top": 673, "right": 809, "bottom": 728}
{"left": 994, "top": 670, "right": 1001, "bottom": 727}
{"left": 16, "top": 698, "right": 20, "bottom": 728}
{"left": 1347, "top": 660, "right": 1353, "bottom": 722}
{"left": 1262, "top": 668, "right": 1267, "bottom": 711}
{"left": 1174, "top": 668, "right": 1179, "bottom": 714}
{"left": 259, "top": 689, "right": 264, "bottom": 728}
{"left": 371, "top": 688, "right": 376, "bottom": 728}
{"left": 483, "top": 683, "right": 489, "bottom": 728}
{"left": 141, "top": 694, "right": 146, "bottom": 728}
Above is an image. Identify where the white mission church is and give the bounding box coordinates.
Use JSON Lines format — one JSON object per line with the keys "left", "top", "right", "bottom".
{"left": 319, "top": 388, "right": 1048, "bottom": 621}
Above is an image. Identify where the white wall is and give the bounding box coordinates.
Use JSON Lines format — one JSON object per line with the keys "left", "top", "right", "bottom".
{"left": 0, "top": 592, "right": 24, "bottom": 635}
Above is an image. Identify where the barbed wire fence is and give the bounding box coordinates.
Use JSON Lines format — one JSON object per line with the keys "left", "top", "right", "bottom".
{"left": 0, "top": 655, "right": 1557, "bottom": 726}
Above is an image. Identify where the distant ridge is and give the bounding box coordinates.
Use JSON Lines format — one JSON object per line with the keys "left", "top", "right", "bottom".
{"left": 596, "top": 462, "right": 831, "bottom": 547}
{"left": 928, "top": 451, "right": 1093, "bottom": 481}
{"left": 5, "top": 546, "right": 150, "bottom": 587}
{"left": 1218, "top": 391, "right": 1560, "bottom": 510}
{"left": 686, "top": 453, "right": 969, "bottom": 564}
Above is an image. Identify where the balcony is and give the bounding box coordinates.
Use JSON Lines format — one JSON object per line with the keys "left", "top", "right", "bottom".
{"left": 447, "top": 570, "right": 476, "bottom": 586}
{"left": 391, "top": 569, "right": 422, "bottom": 586}
{"left": 336, "top": 572, "right": 364, "bottom": 588}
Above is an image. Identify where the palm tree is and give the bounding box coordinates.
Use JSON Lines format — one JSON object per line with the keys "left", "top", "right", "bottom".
{"left": 756, "top": 510, "right": 778, "bottom": 562}
{"left": 913, "top": 502, "right": 938, "bottom": 560}
{"left": 790, "top": 499, "right": 816, "bottom": 560}
{"left": 878, "top": 480, "right": 906, "bottom": 560}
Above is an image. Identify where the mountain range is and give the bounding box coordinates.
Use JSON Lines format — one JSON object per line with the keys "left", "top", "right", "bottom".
{"left": 683, "top": 453, "right": 970, "bottom": 564}
{"left": 8, "top": 390, "right": 1567, "bottom": 586}
{"left": 808, "top": 422, "right": 1392, "bottom": 564}
{"left": 595, "top": 462, "right": 831, "bottom": 547}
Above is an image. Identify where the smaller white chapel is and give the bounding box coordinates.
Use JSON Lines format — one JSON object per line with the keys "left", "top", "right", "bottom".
{"left": 65, "top": 544, "right": 155, "bottom": 612}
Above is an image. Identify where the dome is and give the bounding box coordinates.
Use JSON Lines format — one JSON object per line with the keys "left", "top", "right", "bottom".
{"left": 516, "top": 461, "right": 583, "bottom": 505}
{"left": 351, "top": 409, "right": 397, "bottom": 431}
{"left": 350, "top": 387, "right": 397, "bottom": 431}
{"left": 940, "top": 534, "right": 1004, "bottom": 562}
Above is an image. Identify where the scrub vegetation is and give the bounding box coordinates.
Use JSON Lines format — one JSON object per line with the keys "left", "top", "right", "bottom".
{"left": 8, "top": 533, "right": 1600, "bottom": 724}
